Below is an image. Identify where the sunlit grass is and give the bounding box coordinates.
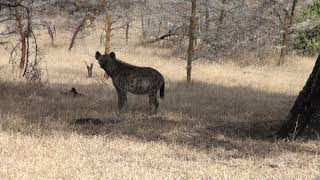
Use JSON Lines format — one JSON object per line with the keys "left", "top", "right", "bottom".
{"left": 0, "top": 28, "right": 319, "bottom": 179}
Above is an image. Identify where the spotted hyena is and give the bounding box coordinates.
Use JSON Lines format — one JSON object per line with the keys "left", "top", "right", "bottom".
{"left": 95, "top": 51, "right": 165, "bottom": 113}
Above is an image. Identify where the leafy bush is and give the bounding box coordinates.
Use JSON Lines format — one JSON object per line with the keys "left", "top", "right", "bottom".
{"left": 294, "top": 1, "right": 320, "bottom": 55}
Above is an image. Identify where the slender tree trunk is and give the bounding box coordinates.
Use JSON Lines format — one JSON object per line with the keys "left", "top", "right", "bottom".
{"left": 158, "top": 0, "right": 164, "bottom": 37}
{"left": 278, "top": 0, "right": 298, "bottom": 66}
{"left": 204, "top": 0, "right": 209, "bottom": 35}
{"left": 104, "top": 14, "right": 112, "bottom": 54}
{"left": 68, "top": 0, "right": 107, "bottom": 51}
{"left": 125, "top": 23, "right": 129, "bottom": 44}
{"left": 69, "top": 15, "right": 93, "bottom": 51}
{"left": 68, "top": 20, "right": 83, "bottom": 50}
{"left": 187, "top": 0, "right": 196, "bottom": 84}
{"left": 278, "top": 11, "right": 289, "bottom": 66}
{"left": 14, "top": 4, "right": 26, "bottom": 69}
{"left": 44, "top": 21, "right": 55, "bottom": 45}
{"left": 289, "top": 0, "right": 298, "bottom": 26}
{"left": 216, "top": 0, "right": 227, "bottom": 38}
{"left": 140, "top": 0, "right": 148, "bottom": 41}
{"left": 141, "top": 12, "right": 146, "bottom": 41}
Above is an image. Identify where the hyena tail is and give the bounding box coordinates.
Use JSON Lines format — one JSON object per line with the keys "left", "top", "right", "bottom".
{"left": 160, "top": 82, "right": 165, "bottom": 99}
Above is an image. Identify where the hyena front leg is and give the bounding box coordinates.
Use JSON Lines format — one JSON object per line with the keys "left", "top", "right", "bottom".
{"left": 116, "top": 87, "right": 128, "bottom": 113}
{"left": 149, "top": 91, "right": 159, "bottom": 114}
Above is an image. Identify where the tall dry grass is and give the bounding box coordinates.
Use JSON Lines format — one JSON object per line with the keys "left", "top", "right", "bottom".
{"left": 0, "top": 28, "right": 319, "bottom": 179}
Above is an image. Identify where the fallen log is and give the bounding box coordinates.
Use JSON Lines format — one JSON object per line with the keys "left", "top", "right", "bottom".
{"left": 141, "top": 33, "right": 178, "bottom": 44}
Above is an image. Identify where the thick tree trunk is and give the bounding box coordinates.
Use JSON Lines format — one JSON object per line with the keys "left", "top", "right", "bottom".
{"left": 277, "top": 54, "right": 320, "bottom": 139}
{"left": 187, "top": 0, "right": 196, "bottom": 84}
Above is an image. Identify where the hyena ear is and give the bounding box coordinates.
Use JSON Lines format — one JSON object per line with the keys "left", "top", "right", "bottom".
{"left": 110, "top": 52, "right": 116, "bottom": 59}
{"left": 95, "top": 51, "right": 101, "bottom": 60}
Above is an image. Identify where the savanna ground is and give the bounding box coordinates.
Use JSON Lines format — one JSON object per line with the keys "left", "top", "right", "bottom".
{"left": 0, "top": 26, "right": 320, "bottom": 179}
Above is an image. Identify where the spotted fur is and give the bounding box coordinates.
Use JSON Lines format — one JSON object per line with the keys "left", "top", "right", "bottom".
{"left": 95, "top": 51, "right": 165, "bottom": 113}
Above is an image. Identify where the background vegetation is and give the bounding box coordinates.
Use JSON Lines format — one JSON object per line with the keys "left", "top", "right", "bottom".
{"left": 0, "top": 0, "right": 320, "bottom": 179}
{"left": 294, "top": 0, "right": 320, "bottom": 55}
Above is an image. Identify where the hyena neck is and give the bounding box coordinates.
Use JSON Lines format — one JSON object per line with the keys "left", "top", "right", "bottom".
{"left": 103, "top": 60, "right": 121, "bottom": 78}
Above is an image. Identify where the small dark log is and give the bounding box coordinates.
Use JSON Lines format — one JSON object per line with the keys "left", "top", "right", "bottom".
{"left": 63, "top": 87, "right": 83, "bottom": 97}
{"left": 84, "top": 61, "right": 93, "bottom": 78}
{"left": 277, "top": 54, "right": 320, "bottom": 139}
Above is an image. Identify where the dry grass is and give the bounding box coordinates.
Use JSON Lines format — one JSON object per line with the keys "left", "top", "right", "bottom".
{"left": 0, "top": 29, "right": 320, "bottom": 179}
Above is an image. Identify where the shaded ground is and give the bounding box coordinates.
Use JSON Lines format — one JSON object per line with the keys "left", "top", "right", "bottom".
{"left": 1, "top": 80, "right": 318, "bottom": 159}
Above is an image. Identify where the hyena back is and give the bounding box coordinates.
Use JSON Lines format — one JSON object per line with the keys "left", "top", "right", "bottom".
{"left": 95, "top": 51, "right": 165, "bottom": 113}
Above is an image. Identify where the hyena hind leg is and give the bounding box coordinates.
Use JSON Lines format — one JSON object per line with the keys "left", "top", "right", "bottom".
{"left": 149, "top": 92, "right": 159, "bottom": 114}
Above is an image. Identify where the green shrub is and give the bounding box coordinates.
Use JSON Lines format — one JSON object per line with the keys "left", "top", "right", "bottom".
{"left": 294, "top": 0, "right": 320, "bottom": 55}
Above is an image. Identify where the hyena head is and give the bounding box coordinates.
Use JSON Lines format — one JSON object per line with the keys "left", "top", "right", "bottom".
{"left": 95, "top": 51, "right": 116, "bottom": 68}
{"left": 95, "top": 51, "right": 117, "bottom": 76}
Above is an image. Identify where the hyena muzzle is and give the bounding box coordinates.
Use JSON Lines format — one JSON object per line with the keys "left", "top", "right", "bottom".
{"left": 95, "top": 51, "right": 165, "bottom": 113}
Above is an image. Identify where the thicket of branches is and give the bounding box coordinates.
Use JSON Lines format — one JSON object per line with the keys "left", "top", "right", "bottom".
{"left": 0, "top": 0, "right": 44, "bottom": 83}
{"left": 135, "top": 0, "right": 306, "bottom": 64}
{"left": 0, "top": 0, "right": 312, "bottom": 82}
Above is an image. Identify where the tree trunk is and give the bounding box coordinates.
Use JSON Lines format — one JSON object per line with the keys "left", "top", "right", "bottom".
{"left": 158, "top": 0, "right": 164, "bottom": 37}
{"left": 277, "top": 54, "right": 320, "bottom": 139}
{"left": 289, "top": 0, "right": 298, "bottom": 26}
{"left": 278, "top": 10, "right": 289, "bottom": 66}
{"left": 216, "top": 0, "right": 227, "bottom": 39}
{"left": 68, "top": 0, "right": 107, "bottom": 51}
{"left": 187, "top": 0, "right": 196, "bottom": 84}
{"left": 140, "top": 0, "right": 148, "bottom": 41}
{"left": 125, "top": 23, "right": 129, "bottom": 44}
{"left": 278, "top": 0, "right": 298, "bottom": 66}
{"left": 68, "top": 15, "right": 93, "bottom": 51}
{"left": 140, "top": 12, "right": 146, "bottom": 41}
{"left": 43, "top": 21, "right": 55, "bottom": 45}
{"left": 204, "top": 0, "right": 209, "bottom": 35}
{"left": 14, "top": 4, "right": 26, "bottom": 69}
{"left": 105, "top": 14, "right": 112, "bottom": 54}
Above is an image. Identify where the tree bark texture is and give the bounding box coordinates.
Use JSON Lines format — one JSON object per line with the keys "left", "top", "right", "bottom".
{"left": 278, "top": 0, "right": 298, "bottom": 65}
{"left": 105, "top": 14, "right": 112, "bottom": 54}
{"left": 187, "top": 0, "right": 196, "bottom": 84}
{"left": 277, "top": 54, "right": 320, "bottom": 139}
